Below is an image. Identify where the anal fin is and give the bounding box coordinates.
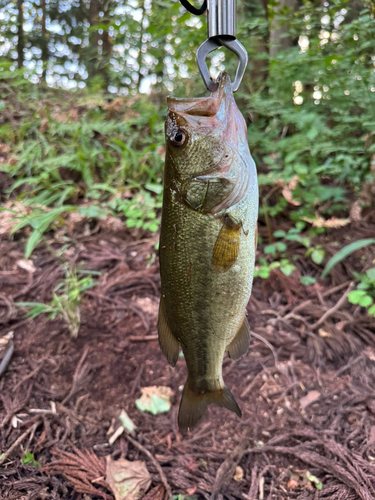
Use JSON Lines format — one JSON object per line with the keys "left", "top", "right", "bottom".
{"left": 227, "top": 315, "right": 251, "bottom": 360}
{"left": 157, "top": 296, "right": 180, "bottom": 367}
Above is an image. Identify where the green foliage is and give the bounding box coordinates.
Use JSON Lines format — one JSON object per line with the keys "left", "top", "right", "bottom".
{"left": 21, "top": 452, "right": 41, "bottom": 467}
{"left": 322, "top": 239, "right": 375, "bottom": 277}
{"left": 300, "top": 276, "right": 317, "bottom": 286}
{"left": 1, "top": 82, "right": 164, "bottom": 252}
{"left": 107, "top": 190, "right": 162, "bottom": 232}
{"left": 306, "top": 244, "right": 326, "bottom": 265}
{"left": 173, "top": 496, "right": 197, "bottom": 500}
{"left": 16, "top": 265, "right": 98, "bottom": 337}
{"left": 256, "top": 227, "right": 328, "bottom": 281}
{"left": 348, "top": 268, "right": 375, "bottom": 316}
{"left": 242, "top": 2, "right": 375, "bottom": 221}
{"left": 12, "top": 206, "right": 77, "bottom": 259}
{"left": 305, "top": 471, "right": 323, "bottom": 491}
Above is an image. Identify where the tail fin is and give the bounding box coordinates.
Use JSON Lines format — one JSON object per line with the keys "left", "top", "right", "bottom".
{"left": 178, "top": 380, "right": 241, "bottom": 429}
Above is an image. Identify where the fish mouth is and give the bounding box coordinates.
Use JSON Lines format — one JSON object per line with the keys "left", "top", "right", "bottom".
{"left": 167, "top": 72, "right": 233, "bottom": 119}
{"left": 167, "top": 73, "right": 246, "bottom": 146}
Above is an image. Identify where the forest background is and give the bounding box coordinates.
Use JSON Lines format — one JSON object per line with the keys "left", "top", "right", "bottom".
{"left": 0, "top": 0, "right": 375, "bottom": 317}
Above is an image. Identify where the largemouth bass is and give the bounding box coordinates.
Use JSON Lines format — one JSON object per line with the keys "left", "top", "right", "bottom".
{"left": 158, "top": 73, "right": 258, "bottom": 429}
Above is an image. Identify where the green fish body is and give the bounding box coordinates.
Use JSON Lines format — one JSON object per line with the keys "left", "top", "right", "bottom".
{"left": 158, "top": 74, "right": 258, "bottom": 429}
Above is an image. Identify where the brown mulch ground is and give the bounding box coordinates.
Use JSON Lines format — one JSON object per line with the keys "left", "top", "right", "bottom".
{"left": 1, "top": 214, "right": 375, "bottom": 500}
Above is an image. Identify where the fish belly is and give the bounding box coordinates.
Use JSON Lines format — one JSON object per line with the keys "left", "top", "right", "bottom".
{"left": 159, "top": 185, "right": 256, "bottom": 430}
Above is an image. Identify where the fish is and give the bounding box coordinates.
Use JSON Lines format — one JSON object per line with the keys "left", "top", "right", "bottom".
{"left": 158, "top": 72, "right": 258, "bottom": 429}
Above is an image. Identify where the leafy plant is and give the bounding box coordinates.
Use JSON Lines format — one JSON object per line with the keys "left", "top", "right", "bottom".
{"left": 107, "top": 189, "right": 162, "bottom": 232}
{"left": 322, "top": 239, "right": 375, "bottom": 278}
{"left": 300, "top": 276, "right": 317, "bottom": 286}
{"left": 11, "top": 206, "right": 78, "bottom": 259}
{"left": 21, "top": 452, "right": 41, "bottom": 467}
{"left": 306, "top": 244, "right": 326, "bottom": 266}
{"left": 348, "top": 268, "right": 375, "bottom": 317}
{"left": 16, "top": 266, "right": 99, "bottom": 337}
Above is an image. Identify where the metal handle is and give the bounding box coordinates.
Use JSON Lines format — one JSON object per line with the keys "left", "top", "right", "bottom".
{"left": 178, "top": 0, "right": 248, "bottom": 92}
{"left": 207, "top": 0, "right": 236, "bottom": 39}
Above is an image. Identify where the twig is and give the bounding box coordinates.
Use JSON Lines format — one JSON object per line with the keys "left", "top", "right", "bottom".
{"left": 271, "top": 382, "right": 300, "bottom": 413}
{"left": 246, "top": 463, "right": 258, "bottom": 499}
{"left": 13, "top": 357, "right": 47, "bottom": 391}
{"left": 211, "top": 440, "right": 248, "bottom": 499}
{"left": 251, "top": 331, "right": 278, "bottom": 364}
{"left": 0, "top": 341, "right": 14, "bottom": 378}
{"left": 128, "top": 335, "right": 158, "bottom": 342}
{"left": 284, "top": 300, "right": 312, "bottom": 320}
{"left": 240, "top": 370, "right": 265, "bottom": 399}
{"left": 62, "top": 345, "right": 90, "bottom": 405}
{"left": 125, "top": 435, "right": 173, "bottom": 500}
{"left": 322, "top": 280, "right": 352, "bottom": 298}
{"left": 311, "top": 282, "right": 354, "bottom": 330}
{"left": 336, "top": 353, "right": 365, "bottom": 377}
{"left": 131, "top": 365, "right": 144, "bottom": 395}
{"left": 0, "top": 422, "right": 38, "bottom": 465}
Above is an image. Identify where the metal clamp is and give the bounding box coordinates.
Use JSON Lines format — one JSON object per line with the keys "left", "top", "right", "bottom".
{"left": 196, "top": 36, "right": 248, "bottom": 93}
{"left": 178, "top": 0, "right": 248, "bottom": 92}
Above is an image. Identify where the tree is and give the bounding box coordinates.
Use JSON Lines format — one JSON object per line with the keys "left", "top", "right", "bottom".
{"left": 17, "top": 0, "right": 24, "bottom": 67}
{"left": 269, "top": 0, "right": 298, "bottom": 56}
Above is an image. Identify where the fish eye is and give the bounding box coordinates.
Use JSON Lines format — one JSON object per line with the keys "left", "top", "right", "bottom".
{"left": 171, "top": 129, "right": 187, "bottom": 147}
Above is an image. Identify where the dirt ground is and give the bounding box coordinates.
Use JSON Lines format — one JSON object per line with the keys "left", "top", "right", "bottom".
{"left": 1, "top": 213, "right": 375, "bottom": 500}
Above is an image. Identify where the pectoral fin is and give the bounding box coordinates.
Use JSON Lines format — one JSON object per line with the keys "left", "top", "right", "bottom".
{"left": 212, "top": 216, "right": 242, "bottom": 272}
{"left": 157, "top": 297, "right": 180, "bottom": 367}
{"left": 227, "top": 315, "right": 251, "bottom": 360}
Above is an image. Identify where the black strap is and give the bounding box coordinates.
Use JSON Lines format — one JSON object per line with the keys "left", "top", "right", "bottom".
{"left": 179, "top": 0, "right": 207, "bottom": 15}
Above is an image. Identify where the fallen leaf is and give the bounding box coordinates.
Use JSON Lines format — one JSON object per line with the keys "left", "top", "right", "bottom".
{"left": 187, "top": 485, "right": 197, "bottom": 495}
{"left": 106, "top": 456, "right": 151, "bottom": 500}
{"left": 300, "top": 390, "right": 320, "bottom": 409}
{"left": 43, "top": 447, "right": 111, "bottom": 499}
{"left": 364, "top": 347, "right": 375, "bottom": 361}
{"left": 318, "top": 329, "right": 332, "bottom": 338}
{"left": 335, "top": 321, "right": 346, "bottom": 331}
{"left": 17, "top": 259, "right": 36, "bottom": 273}
{"left": 135, "top": 386, "right": 174, "bottom": 415}
{"left": 0, "top": 331, "right": 13, "bottom": 349}
{"left": 287, "top": 478, "right": 299, "bottom": 490}
{"left": 305, "top": 470, "right": 323, "bottom": 490}
{"left": 107, "top": 410, "right": 137, "bottom": 445}
{"left": 302, "top": 214, "right": 350, "bottom": 228}
{"left": 277, "top": 176, "right": 301, "bottom": 206}
{"left": 233, "top": 466, "right": 244, "bottom": 482}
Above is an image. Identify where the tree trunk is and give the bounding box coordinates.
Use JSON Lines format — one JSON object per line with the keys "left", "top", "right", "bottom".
{"left": 41, "top": 0, "right": 48, "bottom": 80}
{"left": 88, "top": 0, "right": 101, "bottom": 80}
{"left": 100, "top": 2, "right": 113, "bottom": 89}
{"left": 269, "top": 0, "right": 297, "bottom": 56}
{"left": 136, "top": 0, "right": 146, "bottom": 93}
{"left": 240, "top": 0, "right": 269, "bottom": 92}
{"left": 17, "top": 0, "right": 24, "bottom": 68}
